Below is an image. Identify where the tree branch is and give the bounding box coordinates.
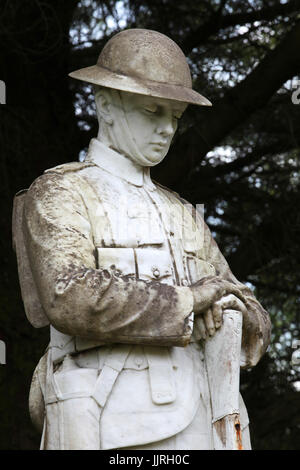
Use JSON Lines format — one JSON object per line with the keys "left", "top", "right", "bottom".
{"left": 158, "top": 21, "right": 300, "bottom": 188}
{"left": 181, "top": 0, "right": 300, "bottom": 54}
{"left": 211, "top": 142, "right": 285, "bottom": 177}
{"left": 202, "top": 21, "right": 300, "bottom": 149}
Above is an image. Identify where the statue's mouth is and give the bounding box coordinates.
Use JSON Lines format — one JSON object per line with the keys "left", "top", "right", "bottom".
{"left": 151, "top": 141, "right": 167, "bottom": 148}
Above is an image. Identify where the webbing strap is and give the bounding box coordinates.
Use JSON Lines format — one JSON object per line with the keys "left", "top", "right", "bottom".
{"left": 144, "top": 346, "right": 176, "bottom": 405}
{"left": 92, "top": 344, "right": 132, "bottom": 408}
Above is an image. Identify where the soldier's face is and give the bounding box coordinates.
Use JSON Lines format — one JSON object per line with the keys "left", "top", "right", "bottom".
{"left": 120, "top": 92, "right": 187, "bottom": 166}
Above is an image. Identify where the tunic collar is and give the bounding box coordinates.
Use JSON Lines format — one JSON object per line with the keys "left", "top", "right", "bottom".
{"left": 85, "top": 138, "right": 156, "bottom": 190}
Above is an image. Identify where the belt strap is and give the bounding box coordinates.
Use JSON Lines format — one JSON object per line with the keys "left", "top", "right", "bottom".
{"left": 144, "top": 346, "right": 176, "bottom": 405}
{"left": 92, "top": 344, "right": 131, "bottom": 408}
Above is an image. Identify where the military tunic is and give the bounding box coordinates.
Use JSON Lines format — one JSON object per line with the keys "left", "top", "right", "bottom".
{"left": 21, "top": 138, "right": 271, "bottom": 449}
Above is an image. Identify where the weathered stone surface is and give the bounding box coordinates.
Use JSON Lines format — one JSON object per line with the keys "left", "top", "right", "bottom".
{"left": 13, "top": 28, "right": 271, "bottom": 450}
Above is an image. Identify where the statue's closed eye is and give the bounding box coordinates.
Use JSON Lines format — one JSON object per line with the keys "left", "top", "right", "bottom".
{"left": 143, "top": 106, "right": 158, "bottom": 114}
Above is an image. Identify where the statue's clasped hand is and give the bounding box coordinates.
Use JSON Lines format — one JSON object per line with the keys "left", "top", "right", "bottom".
{"left": 190, "top": 276, "right": 247, "bottom": 339}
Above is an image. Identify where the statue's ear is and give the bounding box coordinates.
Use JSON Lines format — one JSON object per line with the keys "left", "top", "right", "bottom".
{"left": 94, "top": 87, "right": 113, "bottom": 125}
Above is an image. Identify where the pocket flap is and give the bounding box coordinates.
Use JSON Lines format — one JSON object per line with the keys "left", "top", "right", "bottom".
{"left": 135, "top": 248, "right": 173, "bottom": 281}
{"left": 97, "top": 247, "right": 136, "bottom": 275}
{"left": 96, "top": 247, "right": 174, "bottom": 282}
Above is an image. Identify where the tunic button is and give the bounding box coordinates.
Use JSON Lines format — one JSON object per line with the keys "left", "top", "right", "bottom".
{"left": 181, "top": 279, "right": 188, "bottom": 286}
{"left": 134, "top": 357, "right": 143, "bottom": 367}
{"left": 153, "top": 268, "right": 160, "bottom": 278}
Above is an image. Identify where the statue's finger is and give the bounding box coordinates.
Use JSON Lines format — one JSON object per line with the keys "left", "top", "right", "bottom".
{"left": 204, "top": 308, "right": 215, "bottom": 337}
{"left": 221, "top": 281, "right": 246, "bottom": 303}
{"left": 196, "top": 317, "right": 207, "bottom": 339}
{"left": 212, "top": 301, "right": 223, "bottom": 329}
{"left": 219, "top": 294, "right": 247, "bottom": 315}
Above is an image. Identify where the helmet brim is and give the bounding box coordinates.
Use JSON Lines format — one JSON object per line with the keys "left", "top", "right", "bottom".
{"left": 69, "top": 65, "right": 212, "bottom": 107}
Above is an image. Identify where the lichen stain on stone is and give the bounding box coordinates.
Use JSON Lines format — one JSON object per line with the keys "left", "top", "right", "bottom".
{"left": 55, "top": 264, "right": 113, "bottom": 296}
{"left": 150, "top": 281, "right": 178, "bottom": 307}
{"left": 65, "top": 226, "right": 88, "bottom": 240}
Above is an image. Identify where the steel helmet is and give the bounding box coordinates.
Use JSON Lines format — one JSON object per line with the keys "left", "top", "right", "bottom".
{"left": 69, "top": 28, "right": 211, "bottom": 107}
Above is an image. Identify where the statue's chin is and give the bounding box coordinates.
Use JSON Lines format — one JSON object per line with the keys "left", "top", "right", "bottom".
{"left": 121, "top": 145, "right": 167, "bottom": 168}
{"left": 143, "top": 158, "right": 165, "bottom": 167}
{"left": 139, "top": 150, "right": 167, "bottom": 167}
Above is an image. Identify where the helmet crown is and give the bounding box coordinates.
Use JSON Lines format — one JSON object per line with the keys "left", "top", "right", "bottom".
{"left": 97, "top": 29, "right": 192, "bottom": 88}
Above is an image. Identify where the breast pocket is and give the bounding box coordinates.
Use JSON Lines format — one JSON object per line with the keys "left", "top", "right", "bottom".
{"left": 126, "top": 210, "right": 165, "bottom": 246}
{"left": 135, "top": 248, "right": 174, "bottom": 284}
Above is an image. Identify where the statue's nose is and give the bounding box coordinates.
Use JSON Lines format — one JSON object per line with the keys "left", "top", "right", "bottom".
{"left": 157, "top": 114, "right": 175, "bottom": 136}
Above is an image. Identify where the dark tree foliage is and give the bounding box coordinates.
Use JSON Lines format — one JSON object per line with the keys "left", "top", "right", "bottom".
{"left": 0, "top": 0, "right": 299, "bottom": 450}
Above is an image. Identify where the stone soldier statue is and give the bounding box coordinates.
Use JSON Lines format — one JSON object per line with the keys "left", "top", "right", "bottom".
{"left": 12, "top": 29, "right": 271, "bottom": 450}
